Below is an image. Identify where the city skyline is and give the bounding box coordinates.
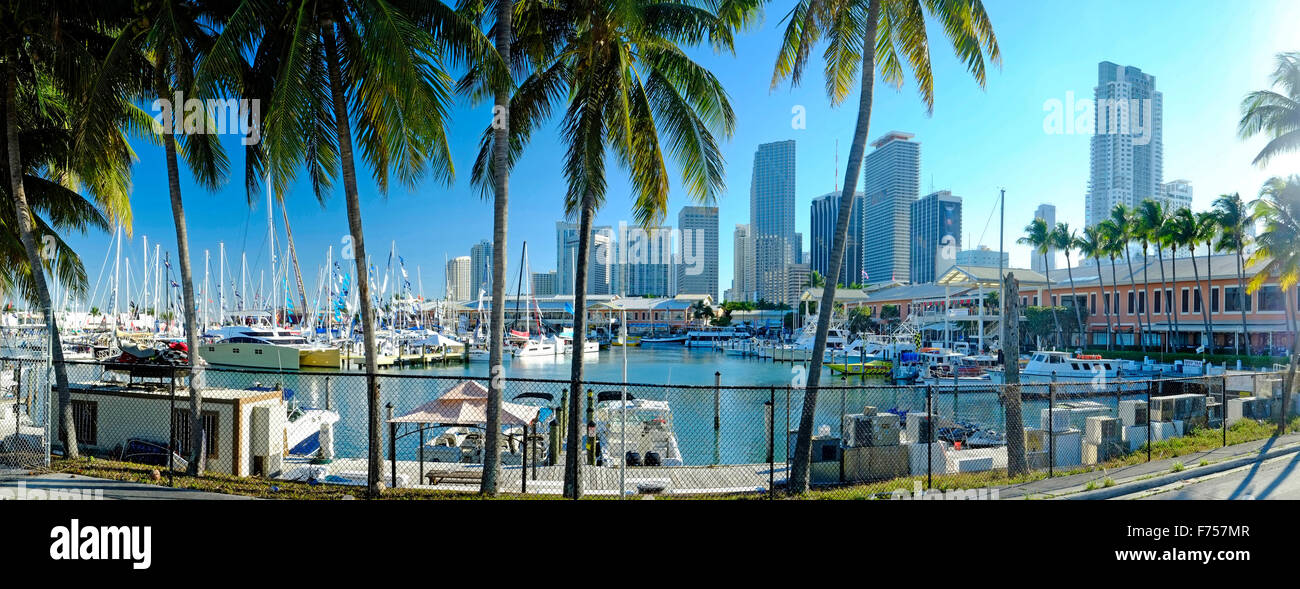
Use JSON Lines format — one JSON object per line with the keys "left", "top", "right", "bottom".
{"left": 56, "top": 0, "right": 1300, "bottom": 307}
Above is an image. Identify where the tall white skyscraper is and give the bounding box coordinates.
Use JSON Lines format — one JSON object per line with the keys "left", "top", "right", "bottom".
{"left": 469, "top": 239, "right": 492, "bottom": 298}
{"left": 446, "top": 256, "right": 471, "bottom": 301}
{"left": 676, "top": 206, "right": 718, "bottom": 300}
{"left": 750, "top": 140, "right": 797, "bottom": 305}
{"left": 556, "top": 221, "right": 615, "bottom": 295}
{"left": 861, "top": 131, "right": 919, "bottom": 283}
{"left": 1086, "top": 61, "right": 1163, "bottom": 228}
{"left": 728, "top": 224, "right": 754, "bottom": 302}
{"left": 618, "top": 224, "right": 674, "bottom": 296}
{"left": 1031, "top": 203, "right": 1057, "bottom": 273}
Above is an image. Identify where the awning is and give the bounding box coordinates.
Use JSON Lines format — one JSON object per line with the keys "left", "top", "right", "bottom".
{"left": 389, "top": 381, "right": 542, "bottom": 426}
{"left": 1149, "top": 322, "right": 1290, "bottom": 333}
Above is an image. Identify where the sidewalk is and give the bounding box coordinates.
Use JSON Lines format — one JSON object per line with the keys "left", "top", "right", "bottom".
{"left": 996, "top": 431, "right": 1300, "bottom": 500}
{"left": 0, "top": 472, "right": 254, "bottom": 500}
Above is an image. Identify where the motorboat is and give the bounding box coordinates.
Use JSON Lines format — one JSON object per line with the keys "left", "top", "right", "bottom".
{"left": 986, "top": 350, "right": 1121, "bottom": 384}
{"left": 640, "top": 335, "right": 687, "bottom": 346}
{"left": 199, "top": 325, "right": 340, "bottom": 370}
{"left": 826, "top": 359, "right": 892, "bottom": 376}
{"left": 592, "top": 392, "right": 684, "bottom": 467}
{"left": 245, "top": 384, "right": 341, "bottom": 456}
{"left": 684, "top": 326, "right": 748, "bottom": 348}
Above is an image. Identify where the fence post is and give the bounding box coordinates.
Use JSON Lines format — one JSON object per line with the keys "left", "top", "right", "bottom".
{"left": 767, "top": 387, "right": 775, "bottom": 500}
{"left": 926, "top": 384, "right": 933, "bottom": 491}
{"left": 1146, "top": 382, "right": 1152, "bottom": 463}
{"left": 1221, "top": 375, "right": 1228, "bottom": 448}
{"left": 324, "top": 376, "right": 332, "bottom": 411}
{"left": 714, "top": 371, "right": 721, "bottom": 466}
{"left": 839, "top": 376, "right": 846, "bottom": 484}
{"left": 169, "top": 365, "right": 176, "bottom": 487}
{"left": 386, "top": 402, "right": 395, "bottom": 491}
{"left": 1048, "top": 381, "right": 1056, "bottom": 478}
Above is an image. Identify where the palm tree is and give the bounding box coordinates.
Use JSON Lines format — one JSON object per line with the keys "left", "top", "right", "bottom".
{"left": 1018, "top": 218, "right": 1060, "bottom": 347}
{"left": 102, "top": 0, "right": 235, "bottom": 475}
{"left": 1239, "top": 52, "right": 1300, "bottom": 166}
{"left": 215, "top": 0, "right": 495, "bottom": 496}
{"left": 1247, "top": 175, "right": 1299, "bottom": 428}
{"left": 1193, "top": 210, "right": 1219, "bottom": 353}
{"left": 772, "top": 0, "right": 1000, "bottom": 495}
{"left": 1213, "top": 193, "right": 1252, "bottom": 355}
{"left": 1076, "top": 225, "right": 1112, "bottom": 350}
{"left": 476, "top": 0, "right": 750, "bottom": 499}
{"left": 1109, "top": 204, "right": 1145, "bottom": 351}
{"left": 1052, "top": 222, "right": 1084, "bottom": 346}
{"left": 1135, "top": 199, "right": 1164, "bottom": 352}
{"left": 1, "top": 2, "right": 137, "bottom": 459}
{"left": 1169, "top": 208, "right": 1210, "bottom": 353}
{"left": 1098, "top": 220, "right": 1126, "bottom": 349}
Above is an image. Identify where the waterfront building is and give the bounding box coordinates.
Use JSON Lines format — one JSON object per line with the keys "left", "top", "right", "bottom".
{"left": 1086, "top": 61, "right": 1163, "bottom": 228}
{"left": 446, "top": 256, "right": 471, "bottom": 301}
{"left": 861, "top": 131, "right": 919, "bottom": 284}
{"left": 677, "top": 206, "right": 719, "bottom": 300}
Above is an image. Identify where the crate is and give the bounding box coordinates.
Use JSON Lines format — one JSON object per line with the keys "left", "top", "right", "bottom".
{"left": 906, "top": 442, "right": 951, "bottom": 476}
{"left": 1118, "top": 400, "right": 1148, "bottom": 427}
{"left": 1084, "top": 416, "right": 1121, "bottom": 445}
{"left": 1051, "top": 428, "right": 1082, "bottom": 467}
{"left": 1039, "top": 407, "right": 1072, "bottom": 432}
{"left": 1025, "top": 428, "right": 1049, "bottom": 453}
{"left": 843, "top": 445, "right": 909, "bottom": 482}
{"left": 1083, "top": 441, "right": 1125, "bottom": 465}
{"left": 1122, "top": 425, "right": 1149, "bottom": 451}
{"left": 905, "top": 413, "right": 934, "bottom": 444}
{"left": 954, "top": 455, "right": 994, "bottom": 473}
{"left": 1149, "top": 421, "right": 1183, "bottom": 442}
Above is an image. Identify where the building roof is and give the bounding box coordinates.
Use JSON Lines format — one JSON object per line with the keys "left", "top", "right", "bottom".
{"left": 1048, "top": 254, "right": 1274, "bottom": 288}
{"left": 864, "top": 283, "right": 975, "bottom": 304}
{"left": 936, "top": 265, "right": 1052, "bottom": 287}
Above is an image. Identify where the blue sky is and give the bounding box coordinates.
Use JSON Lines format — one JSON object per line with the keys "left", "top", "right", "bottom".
{"left": 63, "top": 0, "right": 1300, "bottom": 308}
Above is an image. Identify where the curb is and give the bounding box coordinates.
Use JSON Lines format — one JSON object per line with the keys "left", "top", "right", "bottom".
{"left": 1058, "top": 440, "right": 1300, "bottom": 500}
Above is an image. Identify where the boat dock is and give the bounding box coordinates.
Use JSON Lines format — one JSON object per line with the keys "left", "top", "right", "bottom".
{"left": 340, "top": 348, "right": 467, "bottom": 370}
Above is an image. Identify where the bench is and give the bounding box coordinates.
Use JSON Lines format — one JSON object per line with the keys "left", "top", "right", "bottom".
{"left": 424, "top": 470, "right": 483, "bottom": 485}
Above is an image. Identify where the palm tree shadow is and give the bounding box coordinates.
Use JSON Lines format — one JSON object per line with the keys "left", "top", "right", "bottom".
{"left": 1227, "top": 433, "right": 1282, "bottom": 500}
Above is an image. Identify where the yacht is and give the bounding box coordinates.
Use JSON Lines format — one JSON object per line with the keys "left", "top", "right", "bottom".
{"left": 684, "top": 326, "right": 748, "bottom": 348}
{"left": 199, "top": 326, "right": 340, "bottom": 370}
{"left": 986, "top": 351, "right": 1120, "bottom": 384}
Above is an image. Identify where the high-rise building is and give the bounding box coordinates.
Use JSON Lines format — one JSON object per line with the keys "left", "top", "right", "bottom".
{"left": 1031, "top": 203, "right": 1057, "bottom": 273}
{"left": 910, "top": 190, "right": 962, "bottom": 284}
{"left": 1086, "top": 61, "right": 1163, "bottom": 228}
{"left": 618, "top": 224, "right": 674, "bottom": 296}
{"left": 729, "top": 224, "right": 754, "bottom": 302}
{"left": 955, "top": 246, "right": 1009, "bottom": 268}
{"left": 531, "top": 270, "right": 557, "bottom": 296}
{"left": 469, "top": 240, "right": 492, "bottom": 298}
{"left": 1157, "top": 179, "right": 1193, "bottom": 213}
{"left": 810, "top": 191, "right": 864, "bottom": 285}
{"left": 750, "top": 140, "right": 797, "bottom": 305}
{"left": 446, "top": 256, "right": 471, "bottom": 301}
{"left": 861, "top": 131, "right": 919, "bottom": 283}
{"left": 785, "top": 263, "right": 810, "bottom": 311}
{"left": 556, "top": 221, "right": 616, "bottom": 295}
{"left": 677, "top": 206, "right": 718, "bottom": 300}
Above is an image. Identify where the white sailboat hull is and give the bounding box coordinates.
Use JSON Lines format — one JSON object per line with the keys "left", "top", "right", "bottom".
{"left": 199, "top": 342, "right": 301, "bottom": 370}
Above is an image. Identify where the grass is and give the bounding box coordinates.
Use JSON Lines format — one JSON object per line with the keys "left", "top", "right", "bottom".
{"left": 1171, "top": 461, "right": 1185, "bottom": 473}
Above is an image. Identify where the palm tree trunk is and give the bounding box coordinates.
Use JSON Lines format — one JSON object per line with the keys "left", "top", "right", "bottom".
{"left": 1190, "top": 244, "right": 1211, "bottom": 354}
{"left": 323, "top": 21, "right": 381, "bottom": 498}
{"left": 1045, "top": 251, "right": 1061, "bottom": 348}
{"left": 1164, "top": 245, "right": 1175, "bottom": 351}
{"left": 1236, "top": 248, "right": 1249, "bottom": 356}
{"left": 1124, "top": 249, "right": 1143, "bottom": 352}
{"left": 1280, "top": 291, "right": 1296, "bottom": 432}
{"left": 563, "top": 193, "right": 594, "bottom": 499}
{"left": 480, "top": 0, "right": 512, "bottom": 497}
{"left": 789, "top": 0, "right": 879, "bottom": 495}
{"left": 1141, "top": 242, "right": 1154, "bottom": 353}
{"left": 1110, "top": 255, "right": 1122, "bottom": 349}
{"left": 156, "top": 61, "right": 206, "bottom": 474}
{"left": 5, "top": 51, "right": 77, "bottom": 458}
{"left": 1097, "top": 253, "right": 1113, "bottom": 351}
{"left": 1201, "top": 242, "right": 1215, "bottom": 354}
{"left": 1065, "top": 253, "right": 1082, "bottom": 348}
{"left": 1166, "top": 247, "right": 1179, "bottom": 351}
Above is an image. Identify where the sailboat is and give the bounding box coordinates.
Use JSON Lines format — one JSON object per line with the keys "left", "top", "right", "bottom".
{"left": 508, "top": 243, "right": 559, "bottom": 358}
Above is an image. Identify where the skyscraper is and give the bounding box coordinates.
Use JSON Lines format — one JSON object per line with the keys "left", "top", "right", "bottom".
{"left": 910, "top": 190, "right": 962, "bottom": 284}
{"left": 556, "top": 221, "right": 579, "bottom": 295}
{"left": 1157, "top": 179, "right": 1193, "bottom": 213}
{"left": 729, "top": 224, "right": 754, "bottom": 302}
{"left": 446, "top": 256, "right": 471, "bottom": 301}
{"left": 556, "top": 221, "right": 615, "bottom": 295}
{"left": 810, "top": 191, "right": 864, "bottom": 285}
{"left": 469, "top": 239, "right": 492, "bottom": 298}
{"left": 1086, "top": 61, "right": 1163, "bottom": 228}
{"left": 677, "top": 206, "right": 718, "bottom": 300}
{"left": 750, "top": 140, "right": 797, "bottom": 305}
{"left": 1031, "top": 203, "right": 1057, "bottom": 273}
{"left": 531, "top": 270, "right": 557, "bottom": 296}
{"left": 861, "top": 131, "right": 919, "bottom": 283}
{"left": 619, "top": 224, "right": 674, "bottom": 296}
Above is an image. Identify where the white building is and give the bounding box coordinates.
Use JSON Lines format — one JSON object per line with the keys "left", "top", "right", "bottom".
{"left": 446, "top": 255, "right": 471, "bottom": 301}
{"left": 676, "top": 206, "right": 718, "bottom": 300}
{"left": 1031, "top": 203, "right": 1057, "bottom": 273}
{"left": 1086, "top": 61, "right": 1163, "bottom": 228}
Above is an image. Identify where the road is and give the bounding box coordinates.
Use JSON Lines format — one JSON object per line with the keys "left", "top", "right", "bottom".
{"left": 1138, "top": 452, "right": 1300, "bottom": 500}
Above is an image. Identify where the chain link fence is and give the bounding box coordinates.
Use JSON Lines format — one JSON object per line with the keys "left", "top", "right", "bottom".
{"left": 18, "top": 356, "right": 1293, "bottom": 498}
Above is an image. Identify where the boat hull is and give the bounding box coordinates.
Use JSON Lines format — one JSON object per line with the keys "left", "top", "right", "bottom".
{"left": 199, "top": 343, "right": 301, "bottom": 370}
{"left": 299, "top": 347, "right": 341, "bottom": 368}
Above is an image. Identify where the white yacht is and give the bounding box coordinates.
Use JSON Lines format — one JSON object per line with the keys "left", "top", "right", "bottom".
{"left": 684, "top": 326, "right": 747, "bottom": 348}
{"left": 986, "top": 351, "right": 1120, "bottom": 384}
{"left": 199, "top": 325, "right": 340, "bottom": 370}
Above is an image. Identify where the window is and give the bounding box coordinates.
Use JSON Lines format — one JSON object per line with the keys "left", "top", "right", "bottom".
{"left": 1181, "top": 288, "right": 1189, "bottom": 314}
{"left": 1211, "top": 287, "right": 1219, "bottom": 313}
{"left": 1127, "top": 291, "right": 1135, "bottom": 314}
{"left": 1258, "top": 286, "right": 1285, "bottom": 311}
{"left": 1138, "top": 291, "right": 1146, "bottom": 314}
{"left": 1090, "top": 293, "right": 1097, "bottom": 314}
{"left": 1166, "top": 289, "right": 1173, "bottom": 313}
{"left": 1224, "top": 286, "right": 1252, "bottom": 312}
{"left": 173, "top": 410, "right": 219, "bottom": 459}
{"left": 70, "top": 400, "right": 97, "bottom": 446}
{"left": 1153, "top": 290, "right": 1161, "bottom": 314}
